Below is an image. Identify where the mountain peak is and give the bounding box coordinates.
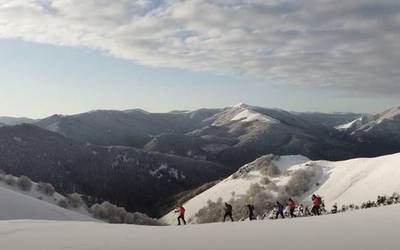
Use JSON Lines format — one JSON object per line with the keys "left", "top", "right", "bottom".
{"left": 231, "top": 102, "right": 250, "bottom": 109}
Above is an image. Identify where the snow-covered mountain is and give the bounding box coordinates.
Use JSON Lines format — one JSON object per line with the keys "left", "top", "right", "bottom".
{"left": 336, "top": 106, "right": 400, "bottom": 133}
{"left": 353, "top": 107, "right": 400, "bottom": 133}
{"left": 162, "top": 152, "right": 400, "bottom": 225}
{"left": 0, "top": 181, "right": 96, "bottom": 221}
{"left": 335, "top": 116, "right": 370, "bottom": 131}
{"left": 336, "top": 106, "right": 400, "bottom": 155}
{"left": 146, "top": 103, "right": 357, "bottom": 168}
{"left": 2, "top": 204, "right": 400, "bottom": 250}
{"left": 28, "top": 104, "right": 362, "bottom": 168}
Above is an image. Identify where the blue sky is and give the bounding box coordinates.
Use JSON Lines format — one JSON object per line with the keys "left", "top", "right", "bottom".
{"left": 0, "top": 1, "right": 399, "bottom": 118}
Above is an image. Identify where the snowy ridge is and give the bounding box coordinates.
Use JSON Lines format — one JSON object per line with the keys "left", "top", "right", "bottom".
{"left": 336, "top": 106, "right": 400, "bottom": 133}
{"left": 376, "top": 106, "right": 400, "bottom": 123}
{"left": 335, "top": 116, "right": 365, "bottom": 130}
{"left": 212, "top": 103, "right": 280, "bottom": 126}
{"left": 231, "top": 109, "right": 279, "bottom": 124}
{"left": 162, "top": 153, "right": 400, "bottom": 225}
{"left": 0, "top": 184, "right": 96, "bottom": 221}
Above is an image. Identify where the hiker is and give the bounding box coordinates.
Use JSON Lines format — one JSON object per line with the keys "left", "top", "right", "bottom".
{"left": 287, "top": 198, "right": 296, "bottom": 218}
{"left": 247, "top": 204, "right": 255, "bottom": 221}
{"left": 311, "top": 194, "right": 322, "bottom": 216}
{"left": 331, "top": 204, "right": 338, "bottom": 214}
{"left": 223, "top": 202, "right": 234, "bottom": 222}
{"left": 275, "top": 201, "right": 285, "bottom": 219}
{"left": 304, "top": 206, "right": 310, "bottom": 216}
{"left": 175, "top": 205, "right": 186, "bottom": 225}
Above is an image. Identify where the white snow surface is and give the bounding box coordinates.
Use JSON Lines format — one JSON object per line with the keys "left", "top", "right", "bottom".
{"left": 335, "top": 117, "right": 364, "bottom": 130}
{"left": 231, "top": 109, "right": 279, "bottom": 124}
{"left": 162, "top": 153, "right": 400, "bottom": 225}
{"left": 211, "top": 103, "right": 280, "bottom": 126}
{"left": 0, "top": 181, "right": 96, "bottom": 221}
{"left": 2, "top": 205, "right": 400, "bottom": 250}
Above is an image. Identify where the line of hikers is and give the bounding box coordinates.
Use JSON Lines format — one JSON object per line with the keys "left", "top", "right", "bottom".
{"left": 175, "top": 194, "right": 323, "bottom": 225}
{"left": 174, "top": 192, "right": 400, "bottom": 225}
{"left": 224, "top": 194, "right": 322, "bottom": 221}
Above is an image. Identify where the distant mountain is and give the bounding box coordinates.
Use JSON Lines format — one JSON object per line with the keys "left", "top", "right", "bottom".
{"left": 336, "top": 106, "right": 400, "bottom": 155}
{"left": 32, "top": 103, "right": 400, "bottom": 170}
{"left": 295, "top": 112, "right": 362, "bottom": 128}
{"left": 34, "top": 109, "right": 221, "bottom": 148}
{"left": 0, "top": 124, "right": 228, "bottom": 216}
{"left": 145, "top": 104, "right": 358, "bottom": 168}
{"left": 0, "top": 116, "right": 35, "bottom": 125}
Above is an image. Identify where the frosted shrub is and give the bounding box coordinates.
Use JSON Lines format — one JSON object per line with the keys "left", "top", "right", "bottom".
{"left": 91, "top": 201, "right": 127, "bottom": 224}
{"left": 36, "top": 182, "right": 56, "bottom": 196}
{"left": 5, "top": 175, "right": 16, "bottom": 186}
{"left": 260, "top": 176, "right": 271, "bottom": 185}
{"left": 195, "top": 184, "right": 278, "bottom": 223}
{"left": 57, "top": 198, "right": 68, "bottom": 208}
{"left": 67, "top": 193, "right": 85, "bottom": 208}
{"left": 0, "top": 169, "right": 5, "bottom": 180}
{"left": 17, "top": 176, "right": 33, "bottom": 191}
{"left": 266, "top": 164, "right": 281, "bottom": 177}
{"left": 109, "top": 207, "right": 127, "bottom": 224}
{"left": 257, "top": 156, "right": 281, "bottom": 177}
{"left": 125, "top": 212, "right": 163, "bottom": 225}
{"left": 254, "top": 155, "right": 273, "bottom": 170}
{"left": 90, "top": 201, "right": 162, "bottom": 225}
{"left": 276, "top": 191, "right": 290, "bottom": 204}
{"left": 231, "top": 172, "right": 240, "bottom": 179}
{"left": 250, "top": 190, "right": 275, "bottom": 218}
{"left": 285, "top": 166, "right": 321, "bottom": 197}
{"left": 195, "top": 198, "right": 225, "bottom": 224}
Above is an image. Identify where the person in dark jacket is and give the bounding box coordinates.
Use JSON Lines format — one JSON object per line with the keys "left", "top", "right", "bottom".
{"left": 287, "top": 198, "right": 296, "bottom": 218}
{"left": 331, "top": 204, "right": 338, "bottom": 214}
{"left": 175, "top": 205, "right": 186, "bottom": 225}
{"left": 223, "top": 202, "right": 234, "bottom": 222}
{"left": 275, "top": 201, "right": 285, "bottom": 219}
{"left": 247, "top": 204, "right": 255, "bottom": 221}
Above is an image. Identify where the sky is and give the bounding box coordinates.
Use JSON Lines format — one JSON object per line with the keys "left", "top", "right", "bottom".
{"left": 0, "top": 0, "right": 399, "bottom": 118}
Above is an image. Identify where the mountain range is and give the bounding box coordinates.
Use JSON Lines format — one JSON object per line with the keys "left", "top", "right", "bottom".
{"left": 1, "top": 103, "right": 399, "bottom": 216}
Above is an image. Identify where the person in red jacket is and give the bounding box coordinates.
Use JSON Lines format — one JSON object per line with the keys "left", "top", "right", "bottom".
{"left": 311, "top": 194, "right": 321, "bottom": 216}
{"left": 287, "top": 198, "right": 296, "bottom": 218}
{"left": 175, "top": 205, "right": 186, "bottom": 225}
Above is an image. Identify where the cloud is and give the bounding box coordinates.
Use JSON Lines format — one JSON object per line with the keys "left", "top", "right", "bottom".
{"left": 0, "top": 0, "right": 399, "bottom": 94}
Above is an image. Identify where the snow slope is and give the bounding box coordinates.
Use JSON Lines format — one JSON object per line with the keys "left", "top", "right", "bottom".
{"left": 211, "top": 103, "right": 280, "bottom": 126}
{"left": 335, "top": 116, "right": 366, "bottom": 130}
{"left": 162, "top": 155, "right": 310, "bottom": 224}
{"left": 162, "top": 153, "right": 400, "bottom": 225}
{"left": 231, "top": 109, "right": 279, "bottom": 124}
{"left": 0, "top": 184, "right": 96, "bottom": 221}
{"left": 311, "top": 154, "right": 400, "bottom": 207}
{"left": 1, "top": 205, "right": 400, "bottom": 250}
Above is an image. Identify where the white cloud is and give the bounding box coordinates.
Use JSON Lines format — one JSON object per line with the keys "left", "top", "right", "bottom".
{"left": 0, "top": 0, "right": 399, "bottom": 94}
